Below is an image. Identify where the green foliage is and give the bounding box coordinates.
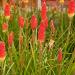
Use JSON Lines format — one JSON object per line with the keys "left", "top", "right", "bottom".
{"left": 0, "top": 7, "right": 75, "bottom": 75}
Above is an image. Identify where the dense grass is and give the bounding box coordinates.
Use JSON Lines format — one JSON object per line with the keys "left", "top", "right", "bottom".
{"left": 0, "top": 7, "right": 75, "bottom": 75}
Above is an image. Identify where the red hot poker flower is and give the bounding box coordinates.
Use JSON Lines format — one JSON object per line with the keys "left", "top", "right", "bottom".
{"left": 42, "top": 0, "right": 46, "bottom": 3}
{"left": 30, "top": 15, "right": 37, "bottom": 30}
{"left": 8, "top": 31, "right": 14, "bottom": 47}
{"left": 68, "top": 0, "right": 75, "bottom": 17}
{"left": 0, "top": 41, "right": 6, "bottom": 62}
{"left": 2, "top": 23, "right": 8, "bottom": 32}
{"left": 50, "top": 20, "right": 55, "bottom": 33}
{"left": 41, "top": 2, "right": 47, "bottom": 20}
{"left": 43, "top": 17, "right": 48, "bottom": 29}
{"left": 57, "top": 48, "right": 62, "bottom": 63}
{"left": 38, "top": 22, "right": 45, "bottom": 43}
{"left": 4, "top": 3, "right": 10, "bottom": 18}
{"left": 18, "top": 16, "right": 24, "bottom": 29}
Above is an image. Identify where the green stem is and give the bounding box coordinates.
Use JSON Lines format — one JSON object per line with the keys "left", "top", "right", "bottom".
{"left": 0, "top": 62, "right": 3, "bottom": 75}
{"left": 61, "top": 8, "right": 64, "bottom": 45}
{"left": 38, "top": 42, "right": 43, "bottom": 75}
{"left": 58, "top": 63, "right": 62, "bottom": 75}
{"left": 68, "top": 18, "right": 72, "bottom": 37}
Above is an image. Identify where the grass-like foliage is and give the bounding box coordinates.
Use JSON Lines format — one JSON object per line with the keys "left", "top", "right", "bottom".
{"left": 0, "top": 2, "right": 75, "bottom": 75}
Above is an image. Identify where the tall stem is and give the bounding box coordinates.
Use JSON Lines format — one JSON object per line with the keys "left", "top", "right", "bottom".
{"left": 38, "top": 42, "right": 43, "bottom": 75}
{"left": 58, "top": 63, "right": 62, "bottom": 75}
{"left": 68, "top": 18, "right": 72, "bottom": 37}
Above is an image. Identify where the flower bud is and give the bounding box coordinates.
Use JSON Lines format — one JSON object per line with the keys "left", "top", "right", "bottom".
{"left": 0, "top": 41, "right": 6, "bottom": 62}
{"left": 30, "top": 15, "right": 37, "bottom": 30}
{"left": 18, "top": 16, "right": 24, "bottom": 29}
{"left": 57, "top": 48, "right": 62, "bottom": 63}
{"left": 2, "top": 23, "right": 8, "bottom": 32}
{"left": 8, "top": 31, "right": 14, "bottom": 47}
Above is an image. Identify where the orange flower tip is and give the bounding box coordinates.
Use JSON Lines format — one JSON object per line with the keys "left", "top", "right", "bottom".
{"left": 0, "top": 56, "right": 6, "bottom": 62}
{"left": 68, "top": 13, "right": 75, "bottom": 18}
{"left": 2, "top": 23, "right": 8, "bottom": 33}
{"left": 5, "top": 16, "right": 10, "bottom": 20}
{"left": 57, "top": 48, "right": 62, "bottom": 63}
{"left": 0, "top": 41, "right": 6, "bottom": 62}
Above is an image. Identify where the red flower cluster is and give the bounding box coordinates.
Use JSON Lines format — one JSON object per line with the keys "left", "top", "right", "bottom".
{"left": 41, "top": 2, "right": 47, "bottom": 20}
{"left": 68, "top": 0, "right": 75, "bottom": 17}
{"left": 41, "top": 1, "right": 48, "bottom": 29}
{"left": 4, "top": 3, "right": 10, "bottom": 18}
{"left": 30, "top": 15, "right": 37, "bottom": 30}
{"left": 2, "top": 23, "right": 8, "bottom": 32}
{"left": 44, "top": 17, "right": 48, "bottom": 28}
{"left": 0, "top": 41, "right": 6, "bottom": 62}
{"left": 42, "top": 0, "right": 46, "bottom": 4}
{"left": 38, "top": 1, "right": 48, "bottom": 43}
{"left": 57, "top": 48, "right": 62, "bottom": 63}
{"left": 38, "top": 22, "right": 45, "bottom": 43}
{"left": 8, "top": 31, "right": 14, "bottom": 46}
{"left": 18, "top": 16, "right": 25, "bottom": 29}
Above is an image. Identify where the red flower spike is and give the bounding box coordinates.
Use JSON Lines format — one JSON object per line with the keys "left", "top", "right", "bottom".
{"left": 4, "top": 3, "right": 10, "bottom": 18}
{"left": 44, "top": 17, "right": 48, "bottom": 29}
{"left": 41, "top": 2, "right": 47, "bottom": 20}
{"left": 2, "top": 23, "right": 8, "bottom": 32}
{"left": 19, "top": 34, "right": 23, "bottom": 45}
{"left": 0, "top": 41, "right": 6, "bottom": 62}
{"left": 68, "top": 0, "right": 75, "bottom": 17}
{"left": 30, "top": 15, "right": 37, "bottom": 30}
{"left": 50, "top": 20, "right": 55, "bottom": 33}
{"left": 42, "top": 0, "right": 46, "bottom": 3}
{"left": 57, "top": 48, "right": 62, "bottom": 63}
{"left": 8, "top": 31, "right": 14, "bottom": 47}
{"left": 18, "top": 16, "right": 24, "bottom": 29}
{"left": 38, "top": 22, "right": 45, "bottom": 43}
